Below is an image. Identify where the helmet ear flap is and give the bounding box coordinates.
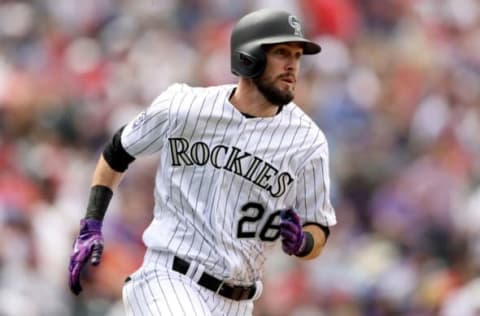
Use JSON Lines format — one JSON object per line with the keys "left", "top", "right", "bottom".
{"left": 239, "top": 53, "right": 254, "bottom": 66}
{"left": 231, "top": 45, "right": 266, "bottom": 78}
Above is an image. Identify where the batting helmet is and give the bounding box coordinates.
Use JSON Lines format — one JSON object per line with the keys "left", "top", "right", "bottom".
{"left": 231, "top": 9, "right": 321, "bottom": 78}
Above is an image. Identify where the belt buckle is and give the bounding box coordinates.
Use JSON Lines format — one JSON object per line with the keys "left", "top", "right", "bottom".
{"left": 215, "top": 280, "right": 225, "bottom": 295}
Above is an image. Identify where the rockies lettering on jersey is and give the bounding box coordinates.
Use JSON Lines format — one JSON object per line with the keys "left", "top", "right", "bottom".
{"left": 168, "top": 137, "right": 294, "bottom": 198}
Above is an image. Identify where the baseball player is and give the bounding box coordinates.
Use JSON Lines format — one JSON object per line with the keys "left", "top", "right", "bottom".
{"left": 68, "top": 8, "right": 336, "bottom": 316}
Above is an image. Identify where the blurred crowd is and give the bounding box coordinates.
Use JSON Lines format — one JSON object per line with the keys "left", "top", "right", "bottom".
{"left": 0, "top": 0, "right": 479, "bottom": 315}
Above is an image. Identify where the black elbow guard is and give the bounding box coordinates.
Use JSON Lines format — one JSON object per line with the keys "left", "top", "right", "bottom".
{"left": 103, "top": 126, "right": 135, "bottom": 172}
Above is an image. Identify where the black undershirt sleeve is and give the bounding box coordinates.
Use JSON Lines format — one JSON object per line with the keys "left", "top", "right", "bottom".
{"left": 102, "top": 126, "right": 136, "bottom": 172}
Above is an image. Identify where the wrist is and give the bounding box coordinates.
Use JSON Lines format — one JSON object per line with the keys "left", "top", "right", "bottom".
{"left": 80, "top": 218, "right": 103, "bottom": 233}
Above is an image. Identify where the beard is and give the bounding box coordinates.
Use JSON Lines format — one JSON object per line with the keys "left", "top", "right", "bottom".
{"left": 252, "top": 74, "right": 294, "bottom": 106}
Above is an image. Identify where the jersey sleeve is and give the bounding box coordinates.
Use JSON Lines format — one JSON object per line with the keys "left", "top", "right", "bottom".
{"left": 120, "top": 84, "right": 182, "bottom": 157}
{"left": 295, "top": 140, "right": 336, "bottom": 227}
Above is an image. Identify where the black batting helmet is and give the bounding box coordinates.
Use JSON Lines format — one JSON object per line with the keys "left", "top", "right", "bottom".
{"left": 230, "top": 9, "right": 321, "bottom": 78}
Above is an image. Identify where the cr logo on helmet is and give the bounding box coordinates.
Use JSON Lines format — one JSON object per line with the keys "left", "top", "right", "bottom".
{"left": 288, "top": 15, "right": 303, "bottom": 37}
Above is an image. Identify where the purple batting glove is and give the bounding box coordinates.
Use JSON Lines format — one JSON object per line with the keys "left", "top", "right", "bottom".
{"left": 68, "top": 218, "right": 104, "bottom": 295}
{"left": 280, "top": 209, "right": 306, "bottom": 256}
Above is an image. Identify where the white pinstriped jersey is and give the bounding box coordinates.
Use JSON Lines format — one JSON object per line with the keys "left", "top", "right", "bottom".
{"left": 121, "top": 83, "right": 336, "bottom": 284}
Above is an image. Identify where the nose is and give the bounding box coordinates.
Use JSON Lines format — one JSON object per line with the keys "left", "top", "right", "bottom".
{"left": 285, "top": 56, "right": 299, "bottom": 72}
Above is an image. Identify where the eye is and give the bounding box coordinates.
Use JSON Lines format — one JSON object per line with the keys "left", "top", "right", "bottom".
{"left": 274, "top": 48, "right": 287, "bottom": 56}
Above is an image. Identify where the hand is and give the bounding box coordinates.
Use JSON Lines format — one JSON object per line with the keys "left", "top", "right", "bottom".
{"left": 279, "top": 209, "right": 306, "bottom": 256}
{"left": 68, "top": 218, "right": 104, "bottom": 295}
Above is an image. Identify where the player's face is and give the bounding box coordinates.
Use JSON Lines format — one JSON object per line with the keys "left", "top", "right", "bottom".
{"left": 253, "top": 43, "right": 303, "bottom": 106}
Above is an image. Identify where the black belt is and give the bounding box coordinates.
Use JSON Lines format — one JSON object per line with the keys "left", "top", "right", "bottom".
{"left": 173, "top": 256, "right": 256, "bottom": 301}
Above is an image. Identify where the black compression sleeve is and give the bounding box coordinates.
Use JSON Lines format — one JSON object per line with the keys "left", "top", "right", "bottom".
{"left": 103, "top": 126, "right": 135, "bottom": 172}
{"left": 85, "top": 185, "right": 113, "bottom": 221}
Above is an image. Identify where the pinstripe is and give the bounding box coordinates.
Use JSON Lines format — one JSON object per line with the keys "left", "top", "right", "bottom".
{"left": 123, "top": 283, "right": 134, "bottom": 315}
{"left": 178, "top": 90, "right": 217, "bottom": 258}
{"left": 143, "top": 269, "right": 163, "bottom": 316}
{"left": 202, "top": 97, "right": 237, "bottom": 273}
{"left": 272, "top": 108, "right": 295, "bottom": 205}
{"left": 294, "top": 129, "right": 322, "bottom": 174}
{"left": 193, "top": 90, "right": 229, "bottom": 261}
{"left": 143, "top": 288, "right": 157, "bottom": 315}
{"left": 156, "top": 90, "right": 178, "bottom": 256}
{"left": 173, "top": 92, "right": 204, "bottom": 254}
{"left": 295, "top": 144, "right": 334, "bottom": 225}
{"left": 188, "top": 278, "right": 211, "bottom": 316}
{"left": 123, "top": 284, "right": 131, "bottom": 314}
{"left": 215, "top": 296, "right": 226, "bottom": 315}
{"left": 166, "top": 90, "right": 174, "bottom": 140}
{"left": 130, "top": 290, "right": 142, "bottom": 315}
{"left": 128, "top": 118, "right": 169, "bottom": 154}
{"left": 153, "top": 251, "right": 170, "bottom": 316}
{"left": 131, "top": 279, "right": 147, "bottom": 316}
{"left": 313, "top": 158, "right": 327, "bottom": 223}
{"left": 210, "top": 101, "right": 245, "bottom": 275}
{"left": 284, "top": 117, "right": 310, "bottom": 169}
{"left": 131, "top": 281, "right": 144, "bottom": 316}
{"left": 319, "top": 155, "right": 332, "bottom": 223}
{"left": 124, "top": 96, "right": 177, "bottom": 152}
{"left": 179, "top": 281, "right": 197, "bottom": 315}
{"left": 214, "top": 118, "right": 247, "bottom": 276}
{"left": 309, "top": 159, "right": 319, "bottom": 221}
{"left": 165, "top": 92, "right": 197, "bottom": 252}
{"left": 160, "top": 277, "right": 180, "bottom": 315}
{"left": 167, "top": 91, "right": 189, "bottom": 201}
{"left": 298, "top": 164, "right": 309, "bottom": 220}
{"left": 225, "top": 300, "right": 235, "bottom": 316}
{"left": 302, "top": 165, "right": 309, "bottom": 220}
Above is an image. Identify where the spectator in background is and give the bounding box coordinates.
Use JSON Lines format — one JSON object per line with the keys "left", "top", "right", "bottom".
{"left": 0, "top": 0, "right": 479, "bottom": 315}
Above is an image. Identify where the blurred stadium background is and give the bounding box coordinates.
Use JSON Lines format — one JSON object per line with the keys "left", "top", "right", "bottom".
{"left": 1, "top": 0, "right": 479, "bottom": 315}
